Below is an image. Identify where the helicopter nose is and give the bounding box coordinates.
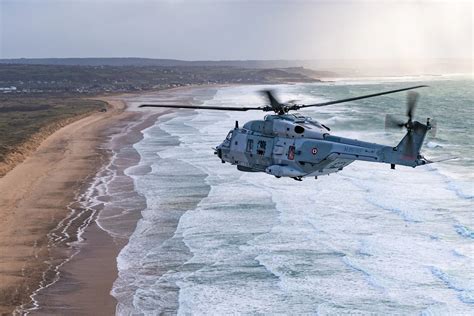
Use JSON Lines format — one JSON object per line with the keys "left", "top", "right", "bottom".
{"left": 214, "top": 146, "right": 222, "bottom": 158}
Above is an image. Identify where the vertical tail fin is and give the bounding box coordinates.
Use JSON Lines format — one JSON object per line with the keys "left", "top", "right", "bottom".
{"left": 394, "top": 121, "right": 429, "bottom": 165}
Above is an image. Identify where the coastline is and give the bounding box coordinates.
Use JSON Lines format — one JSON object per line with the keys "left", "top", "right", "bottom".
{"left": 0, "top": 96, "right": 132, "bottom": 314}
{"left": 0, "top": 85, "right": 218, "bottom": 315}
{"left": 1, "top": 79, "right": 471, "bottom": 314}
{"left": 27, "top": 110, "right": 163, "bottom": 315}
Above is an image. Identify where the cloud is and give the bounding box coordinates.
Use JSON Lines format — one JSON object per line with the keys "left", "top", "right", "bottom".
{"left": 0, "top": 0, "right": 472, "bottom": 60}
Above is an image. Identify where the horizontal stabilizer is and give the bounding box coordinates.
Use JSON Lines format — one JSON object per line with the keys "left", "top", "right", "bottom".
{"left": 426, "top": 156, "right": 459, "bottom": 163}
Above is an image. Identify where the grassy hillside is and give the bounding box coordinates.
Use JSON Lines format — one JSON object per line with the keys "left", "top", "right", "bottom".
{"left": 0, "top": 64, "right": 319, "bottom": 94}
{"left": 0, "top": 95, "right": 104, "bottom": 175}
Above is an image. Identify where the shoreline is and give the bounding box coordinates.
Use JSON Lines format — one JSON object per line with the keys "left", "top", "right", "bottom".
{"left": 0, "top": 85, "right": 217, "bottom": 314}
{"left": 0, "top": 96, "right": 131, "bottom": 314}
{"left": 26, "top": 110, "right": 163, "bottom": 315}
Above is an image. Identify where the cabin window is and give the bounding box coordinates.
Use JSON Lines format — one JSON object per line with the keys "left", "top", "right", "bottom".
{"left": 246, "top": 139, "right": 254, "bottom": 152}
{"left": 288, "top": 145, "right": 295, "bottom": 160}
{"left": 257, "top": 140, "right": 266, "bottom": 155}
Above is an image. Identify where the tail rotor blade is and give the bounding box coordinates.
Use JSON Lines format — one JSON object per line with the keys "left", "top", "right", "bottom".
{"left": 385, "top": 114, "right": 405, "bottom": 130}
{"left": 407, "top": 91, "right": 419, "bottom": 121}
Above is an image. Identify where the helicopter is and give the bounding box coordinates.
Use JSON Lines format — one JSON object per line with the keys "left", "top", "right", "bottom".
{"left": 140, "top": 85, "right": 438, "bottom": 181}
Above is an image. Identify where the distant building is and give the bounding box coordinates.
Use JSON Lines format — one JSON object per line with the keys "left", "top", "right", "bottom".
{"left": 0, "top": 86, "right": 17, "bottom": 93}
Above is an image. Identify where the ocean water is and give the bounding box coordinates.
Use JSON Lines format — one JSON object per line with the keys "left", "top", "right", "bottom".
{"left": 111, "top": 76, "right": 473, "bottom": 315}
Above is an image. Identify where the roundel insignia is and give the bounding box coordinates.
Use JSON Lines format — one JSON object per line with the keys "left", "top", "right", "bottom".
{"left": 311, "top": 147, "right": 318, "bottom": 155}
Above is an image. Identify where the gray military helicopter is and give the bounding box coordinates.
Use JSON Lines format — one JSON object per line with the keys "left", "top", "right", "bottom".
{"left": 140, "top": 85, "right": 437, "bottom": 181}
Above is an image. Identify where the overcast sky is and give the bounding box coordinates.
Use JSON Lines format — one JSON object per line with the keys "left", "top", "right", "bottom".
{"left": 0, "top": 0, "right": 472, "bottom": 60}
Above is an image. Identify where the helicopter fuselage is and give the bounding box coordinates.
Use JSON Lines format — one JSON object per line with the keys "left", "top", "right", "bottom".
{"left": 215, "top": 114, "right": 431, "bottom": 179}
{"left": 139, "top": 84, "right": 433, "bottom": 179}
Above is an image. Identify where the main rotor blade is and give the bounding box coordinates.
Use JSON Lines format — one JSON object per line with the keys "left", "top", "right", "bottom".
{"left": 262, "top": 90, "right": 283, "bottom": 108}
{"left": 299, "top": 85, "right": 428, "bottom": 109}
{"left": 139, "top": 104, "right": 262, "bottom": 111}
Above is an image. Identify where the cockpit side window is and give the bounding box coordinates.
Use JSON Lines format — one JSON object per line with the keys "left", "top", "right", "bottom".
{"left": 223, "top": 131, "right": 233, "bottom": 147}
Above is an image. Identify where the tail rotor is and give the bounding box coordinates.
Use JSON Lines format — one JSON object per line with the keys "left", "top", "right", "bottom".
{"left": 385, "top": 90, "right": 436, "bottom": 136}
{"left": 385, "top": 91, "right": 434, "bottom": 160}
{"left": 385, "top": 91, "right": 420, "bottom": 131}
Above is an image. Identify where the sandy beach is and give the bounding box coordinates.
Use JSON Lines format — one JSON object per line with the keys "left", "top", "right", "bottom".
{"left": 0, "top": 96, "right": 132, "bottom": 314}
{"left": 0, "top": 86, "right": 214, "bottom": 315}
{"left": 29, "top": 108, "right": 164, "bottom": 316}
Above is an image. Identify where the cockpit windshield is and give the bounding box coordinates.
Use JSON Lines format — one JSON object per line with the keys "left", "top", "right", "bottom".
{"left": 304, "top": 118, "right": 323, "bottom": 129}
{"left": 226, "top": 131, "right": 233, "bottom": 140}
